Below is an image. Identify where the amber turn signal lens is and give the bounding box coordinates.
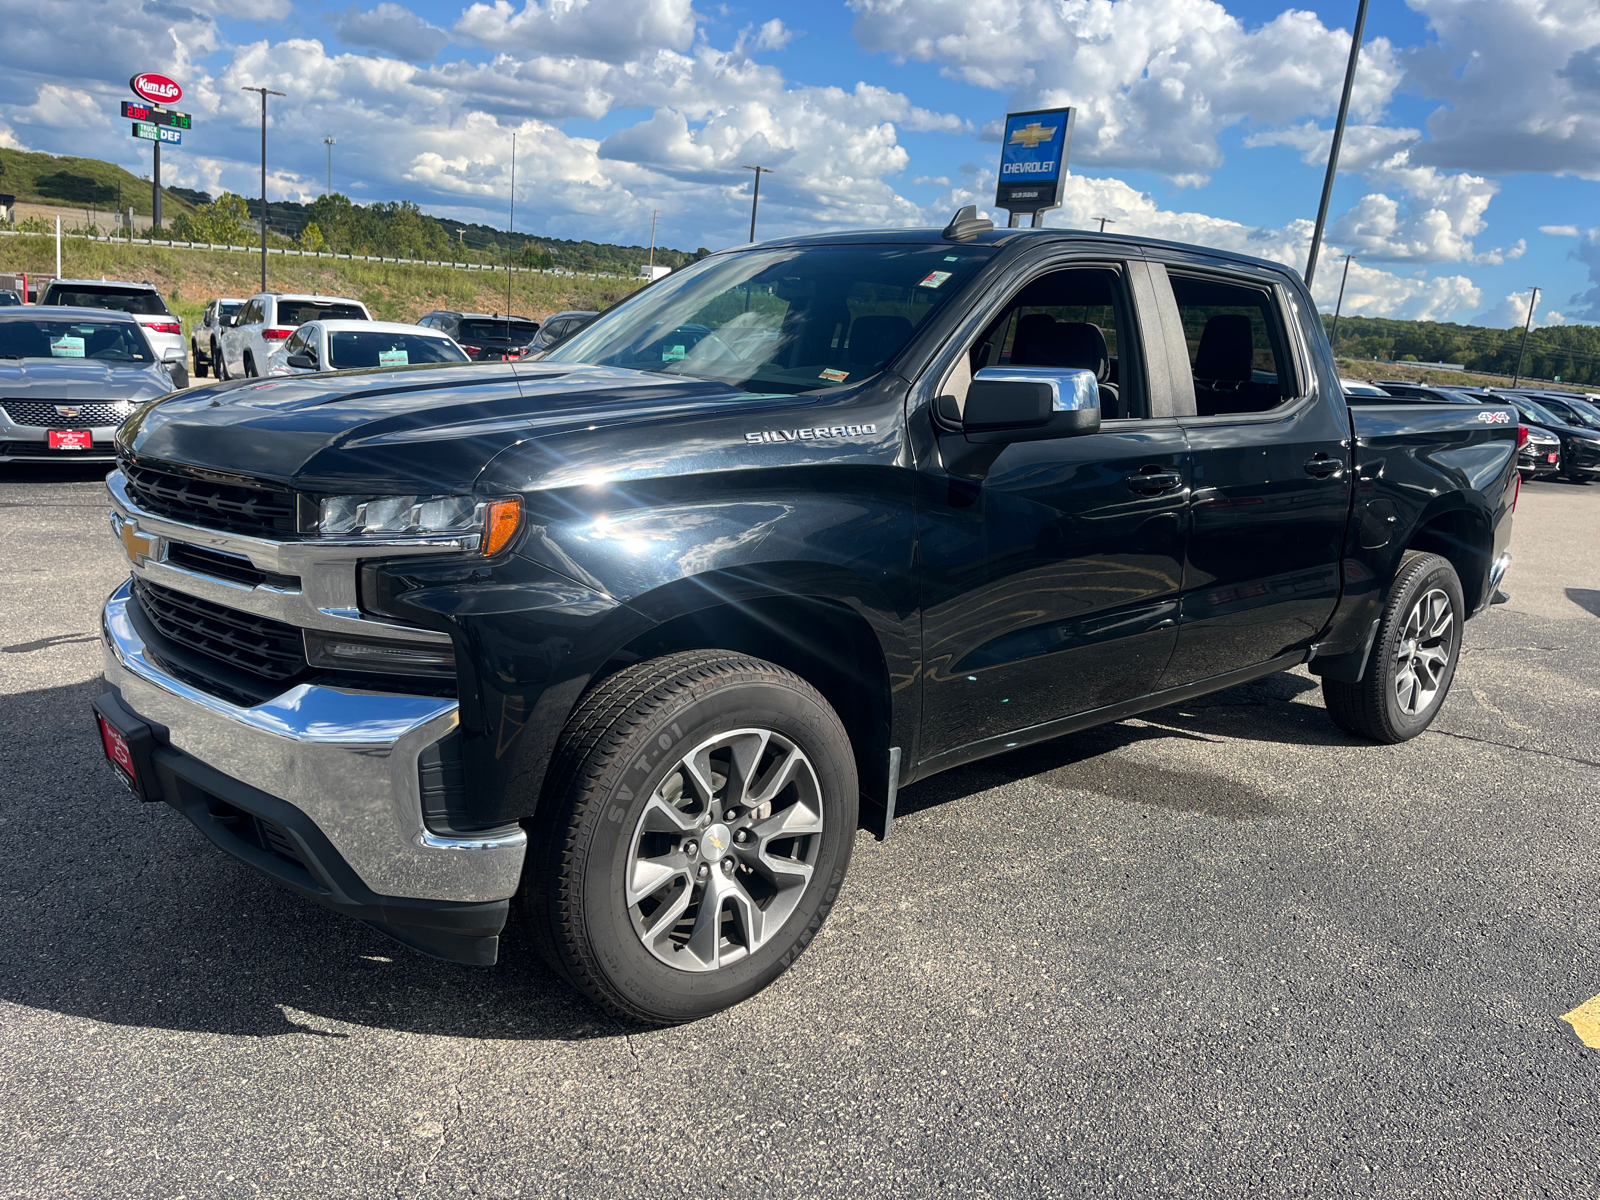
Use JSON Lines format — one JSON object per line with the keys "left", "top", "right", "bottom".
{"left": 483, "top": 498, "right": 521, "bottom": 556}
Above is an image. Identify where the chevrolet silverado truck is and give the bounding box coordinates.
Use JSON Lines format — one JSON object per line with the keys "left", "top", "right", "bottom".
{"left": 93, "top": 209, "right": 1518, "bottom": 1024}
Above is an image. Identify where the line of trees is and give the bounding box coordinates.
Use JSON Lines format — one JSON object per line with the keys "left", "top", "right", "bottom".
{"left": 1326, "top": 314, "right": 1600, "bottom": 386}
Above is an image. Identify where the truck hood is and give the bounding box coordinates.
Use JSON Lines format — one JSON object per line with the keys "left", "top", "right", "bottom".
{"left": 119, "top": 360, "right": 796, "bottom": 494}
{"left": 0, "top": 359, "right": 174, "bottom": 401}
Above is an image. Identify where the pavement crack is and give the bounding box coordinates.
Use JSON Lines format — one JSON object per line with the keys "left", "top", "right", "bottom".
{"left": 1429, "top": 726, "right": 1600, "bottom": 770}
{"left": 624, "top": 1033, "right": 642, "bottom": 1071}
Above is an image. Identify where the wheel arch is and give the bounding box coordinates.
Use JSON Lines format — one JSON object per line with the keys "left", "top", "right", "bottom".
{"left": 1403, "top": 498, "right": 1493, "bottom": 613}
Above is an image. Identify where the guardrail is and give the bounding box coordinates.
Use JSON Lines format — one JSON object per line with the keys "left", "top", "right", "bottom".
{"left": 0, "top": 228, "right": 637, "bottom": 282}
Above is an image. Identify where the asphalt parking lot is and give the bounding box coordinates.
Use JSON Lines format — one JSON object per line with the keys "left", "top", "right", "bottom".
{"left": 2, "top": 466, "right": 1597, "bottom": 1199}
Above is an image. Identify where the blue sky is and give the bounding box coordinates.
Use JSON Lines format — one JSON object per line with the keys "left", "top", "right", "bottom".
{"left": 2, "top": 0, "right": 1597, "bottom": 327}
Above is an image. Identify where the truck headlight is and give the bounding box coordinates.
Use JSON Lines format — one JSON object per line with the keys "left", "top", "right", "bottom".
{"left": 315, "top": 494, "right": 522, "bottom": 554}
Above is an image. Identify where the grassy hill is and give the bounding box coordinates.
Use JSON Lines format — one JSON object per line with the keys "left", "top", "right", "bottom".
{"left": 0, "top": 148, "right": 195, "bottom": 221}
{"left": 0, "top": 231, "right": 644, "bottom": 337}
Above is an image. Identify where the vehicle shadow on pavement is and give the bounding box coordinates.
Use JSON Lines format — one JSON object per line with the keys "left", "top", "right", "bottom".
{"left": 0, "top": 678, "right": 641, "bottom": 1042}
{"left": 895, "top": 672, "right": 1347, "bottom": 823}
{"left": 1566, "top": 587, "right": 1600, "bottom": 617}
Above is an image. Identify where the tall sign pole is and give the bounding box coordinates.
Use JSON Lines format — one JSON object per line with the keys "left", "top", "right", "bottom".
{"left": 995, "top": 108, "right": 1076, "bottom": 228}
{"left": 1305, "top": 0, "right": 1370, "bottom": 290}
{"left": 241, "top": 86, "right": 286, "bottom": 293}
{"left": 126, "top": 73, "right": 189, "bottom": 232}
{"left": 742, "top": 165, "right": 773, "bottom": 242}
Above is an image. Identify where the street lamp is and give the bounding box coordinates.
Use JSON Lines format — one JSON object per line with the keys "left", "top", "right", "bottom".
{"left": 741, "top": 165, "right": 774, "bottom": 242}
{"left": 241, "top": 86, "right": 286, "bottom": 293}
{"left": 323, "top": 135, "right": 336, "bottom": 195}
{"left": 1329, "top": 254, "right": 1355, "bottom": 350}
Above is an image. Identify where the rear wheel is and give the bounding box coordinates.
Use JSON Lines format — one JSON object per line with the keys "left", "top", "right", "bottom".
{"left": 1323, "top": 551, "right": 1464, "bottom": 743}
{"left": 243, "top": 352, "right": 257, "bottom": 378}
{"left": 191, "top": 343, "right": 208, "bottom": 378}
{"left": 215, "top": 342, "right": 229, "bottom": 380}
{"left": 524, "top": 650, "right": 857, "bottom": 1025}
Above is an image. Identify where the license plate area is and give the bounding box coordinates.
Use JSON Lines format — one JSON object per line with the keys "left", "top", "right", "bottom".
{"left": 49, "top": 430, "right": 93, "bottom": 450}
{"left": 91, "top": 695, "right": 162, "bottom": 802}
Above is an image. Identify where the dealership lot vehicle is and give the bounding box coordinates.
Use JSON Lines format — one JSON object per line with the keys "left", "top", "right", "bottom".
{"left": 1520, "top": 425, "right": 1562, "bottom": 478}
{"left": 1497, "top": 392, "right": 1600, "bottom": 483}
{"left": 266, "top": 320, "right": 470, "bottom": 375}
{"left": 0, "top": 289, "right": 22, "bottom": 306}
{"left": 40, "top": 279, "right": 186, "bottom": 379}
{"left": 190, "top": 296, "right": 243, "bottom": 378}
{"left": 0, "top": 308, "right": 184, "bottom": 462}
{"left": 217, "top": 293, "right": 370, "bottom": 379}
{"left": 418, "top": 310, "right": 541, "bottom": 361}
{"left": 97, "top": 217, "right": 1518, "bottom": 1025}
{"left": 523, "top": 308, "right": 598, "bottom": 356}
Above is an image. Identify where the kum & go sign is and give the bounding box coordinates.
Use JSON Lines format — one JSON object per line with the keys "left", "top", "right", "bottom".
{"left": 130, "top": 73, "right": 182, "bottom": 105}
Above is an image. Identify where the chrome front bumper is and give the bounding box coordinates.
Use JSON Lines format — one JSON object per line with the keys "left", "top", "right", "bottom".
{"left": 101, "top": 579, "right": 526, "bottom": 905}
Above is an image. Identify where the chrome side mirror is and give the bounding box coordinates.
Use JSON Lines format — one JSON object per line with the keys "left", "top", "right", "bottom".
{"left": 161, "top": 346, "right": 185, "bottom": 363}
{"left": 936, "top": 366, "right": 1102, "bottom": 480}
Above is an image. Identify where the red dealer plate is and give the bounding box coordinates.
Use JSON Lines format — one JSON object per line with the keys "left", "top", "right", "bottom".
{"left": 1549, "top": 452, "right": 1559, "bottom": 462}
{"left": 49, "top": 430, "right": 92, "bottom": 450}
{"left": 98, "top": 715, "right": 138, "bottom": 792}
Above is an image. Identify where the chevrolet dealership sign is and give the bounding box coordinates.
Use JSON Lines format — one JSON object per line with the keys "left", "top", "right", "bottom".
{"left": 995, "top": 107, "right": 1076, "bottom": 218}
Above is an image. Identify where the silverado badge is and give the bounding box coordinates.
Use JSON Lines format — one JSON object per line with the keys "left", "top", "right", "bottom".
{"left": 745, "top": 423, "right": 877, "bottom": 444}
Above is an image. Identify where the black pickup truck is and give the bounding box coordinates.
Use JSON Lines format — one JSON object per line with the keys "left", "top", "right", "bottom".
{"left": 94, "top": 211, "right": 1518, "bottom": 1024}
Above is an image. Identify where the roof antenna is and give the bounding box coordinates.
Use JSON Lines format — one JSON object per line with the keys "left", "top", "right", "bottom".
{"left": 942, "top": 205, "right": 993, "bottom": 242}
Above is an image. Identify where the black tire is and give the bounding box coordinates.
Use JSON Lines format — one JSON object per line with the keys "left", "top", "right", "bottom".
{"left": 215, "top": 342, "right": 229, "bottom": 381}
{"left": 192, "top": 345, "right": 208, "bottom": 378}
{"left": 524, "top": 650, "right": 857, "bottom": 1025}
{"left": 243, "top": 352, "right": 257, "bottom": 378}
{"left": 1323, "top": 551, "right": 1465, "bottom": 743}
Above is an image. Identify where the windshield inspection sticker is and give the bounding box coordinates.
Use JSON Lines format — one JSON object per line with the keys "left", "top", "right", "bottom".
{"left": 50, "top": 336, "right": 85, "bottom": 358}
{"left": 918, "top": 270, "right": 954, "bottom": 289}
{"left": 819, "top": 368, "right": 850, "bottom": 382}
{"left": 378, "top": 349, "right": 409, "bottom": 366}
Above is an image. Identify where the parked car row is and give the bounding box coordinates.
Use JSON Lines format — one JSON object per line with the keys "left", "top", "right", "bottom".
{"left": 1343, "top": 377, "right": 1600, "bottom": 484}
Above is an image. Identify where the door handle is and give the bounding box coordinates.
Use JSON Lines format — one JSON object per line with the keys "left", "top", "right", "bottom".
{"left": 1304, "top": 454, "right": 1344, "bottom": 478}
{"left": 1126, "top": 466, "right": 1183, "bottom": 495}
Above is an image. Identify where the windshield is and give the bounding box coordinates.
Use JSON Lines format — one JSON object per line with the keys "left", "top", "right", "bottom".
{"left": 545, "top": 243, "right": 995, "bottom": 394}
{"left": 458, "top": 318, "right": 539, "bottom": 342}
{"left": 329, "top": 330, "right": 469, "bottom": 369}
{"left": 47, "top": 286, "right": 169, "bottom": 316}
{"left": 1537, "top": 396, "right": 1600, "bottom": 429}
{"left": 1512, "top": 397, "right": 1563, "bottom": 426}
{"left": 278, "top": 301, "right": 366, "bottom": 325}
{"left": 0, "top": 319, "right": 153, "bottom": 362}
{"left": 219, "top": 302, "right": 243, "bottom": 319}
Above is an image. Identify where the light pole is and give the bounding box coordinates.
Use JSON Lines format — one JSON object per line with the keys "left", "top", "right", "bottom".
{"left": 1305, "top": 0, "right": 1370, "bottom": 290}
{"left": 505, "top": 131, "right": 515, "bottom": 339}
{"left": 241, "top": 86, "right": 286, "bottom": 293}
{"left": 1329, "top": 254, "right": 1355, "bottom": 351}
{"left": 323, "top": 135, "right": 336, "bottom": 195}
{"left": 1512, "top": 287, "right": 1541, "bottom": 387}
{"left": 742, "top": 165, "right": 773, "bottom": 242}
{"left": 1092, "top": 216, "right": 1115, "bottom": 233}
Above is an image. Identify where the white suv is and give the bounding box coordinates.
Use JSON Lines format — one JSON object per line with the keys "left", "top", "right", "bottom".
{"left": 217, "top": 293, "right": 370, "bottom": 379}
{"left": 40, "top": 280, "right": 185, "bottom": 365}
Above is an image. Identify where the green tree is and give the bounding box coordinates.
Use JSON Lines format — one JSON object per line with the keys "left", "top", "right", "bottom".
{"left": 519, "top": 243, "right": 553, "bottom": 269}
{"left": 296, "top": 221, "right": 327, "bottom": 253}
{"left": 170, "top": 192, "right": 251, "bottom": 244}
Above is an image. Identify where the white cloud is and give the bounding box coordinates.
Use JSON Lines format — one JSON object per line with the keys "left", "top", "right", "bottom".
{"left": 0, "top": 121, "right": 23, "bottom": 151}
{"left": 1406, "top": 0, "right": 1600, "bottom": 179}
{"left": 329, "top": 3, "right": 450, "bottom": 62}
{"left": 453, "top": 0, "right": 698, "bottom": 63}
{"left": 1472, "top": 290, "right": 1567, "bottom": 329}
{"left": 18, "top": 85, "right": 101, "bottom": 129}
{"left": 850, "top": 0, "right": 1401, "bottom": 180}
{"left": 1541, "top": 224, "right": 1580, "bottom": 237}
{"left": 1569, "top": 227, "right": 1600, "bottom": 321}
{"left": 751, "top": 19, "right": 794, "bottom": 51}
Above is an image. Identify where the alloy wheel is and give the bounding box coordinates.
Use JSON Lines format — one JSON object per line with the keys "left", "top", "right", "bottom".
{"left": 625, "top": 728, "right": 824, "bottom": 973}
{"left": 1393, "top": 586, "right": 1454, "bottom": 715}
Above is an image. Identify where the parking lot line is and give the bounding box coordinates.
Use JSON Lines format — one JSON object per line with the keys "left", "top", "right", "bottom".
{"left": 1559, "top": 993, "right": 1600, "bottom": 1047}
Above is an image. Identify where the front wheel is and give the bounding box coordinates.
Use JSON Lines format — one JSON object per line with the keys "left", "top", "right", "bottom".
{"left": 1323, "top": 551, "right": 1465, "bottom": 743}
{"left": 215, "top": 343, "right": 229, "bottom": 380}
{"left": 524, "top": 651, "right": 857, "bottom": 1024}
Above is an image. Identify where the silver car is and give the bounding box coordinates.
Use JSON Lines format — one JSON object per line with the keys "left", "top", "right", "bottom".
{"left": 265, "top": 320, "right": 470, "bottom": 375}
{"left": 0, "top": 308, "right": 185, "bottom": 464}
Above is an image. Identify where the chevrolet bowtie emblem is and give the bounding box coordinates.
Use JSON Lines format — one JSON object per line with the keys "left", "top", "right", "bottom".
{"left": 118, "top": 517, "right": 159, "bottom": 566}
{"left": 1009, "top": 122, "right": 1057, "bottom": 149}
{"left": 56, "top": 405, "right": 81, "bottom": 418}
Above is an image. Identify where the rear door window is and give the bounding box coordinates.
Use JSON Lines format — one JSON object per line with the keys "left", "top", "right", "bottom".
{"left": 1168, "top": 273, "right": 1298, "bottom": 417}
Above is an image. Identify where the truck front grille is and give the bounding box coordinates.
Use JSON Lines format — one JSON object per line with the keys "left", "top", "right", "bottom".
{"left": 2, "top": 400, "right": 133, "bottom": 427}
{"left": 124, "top": 460, "right": 299, "bottom": 536}
{"left": 132, "top": 577, "right": 305, "bottom": 685}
